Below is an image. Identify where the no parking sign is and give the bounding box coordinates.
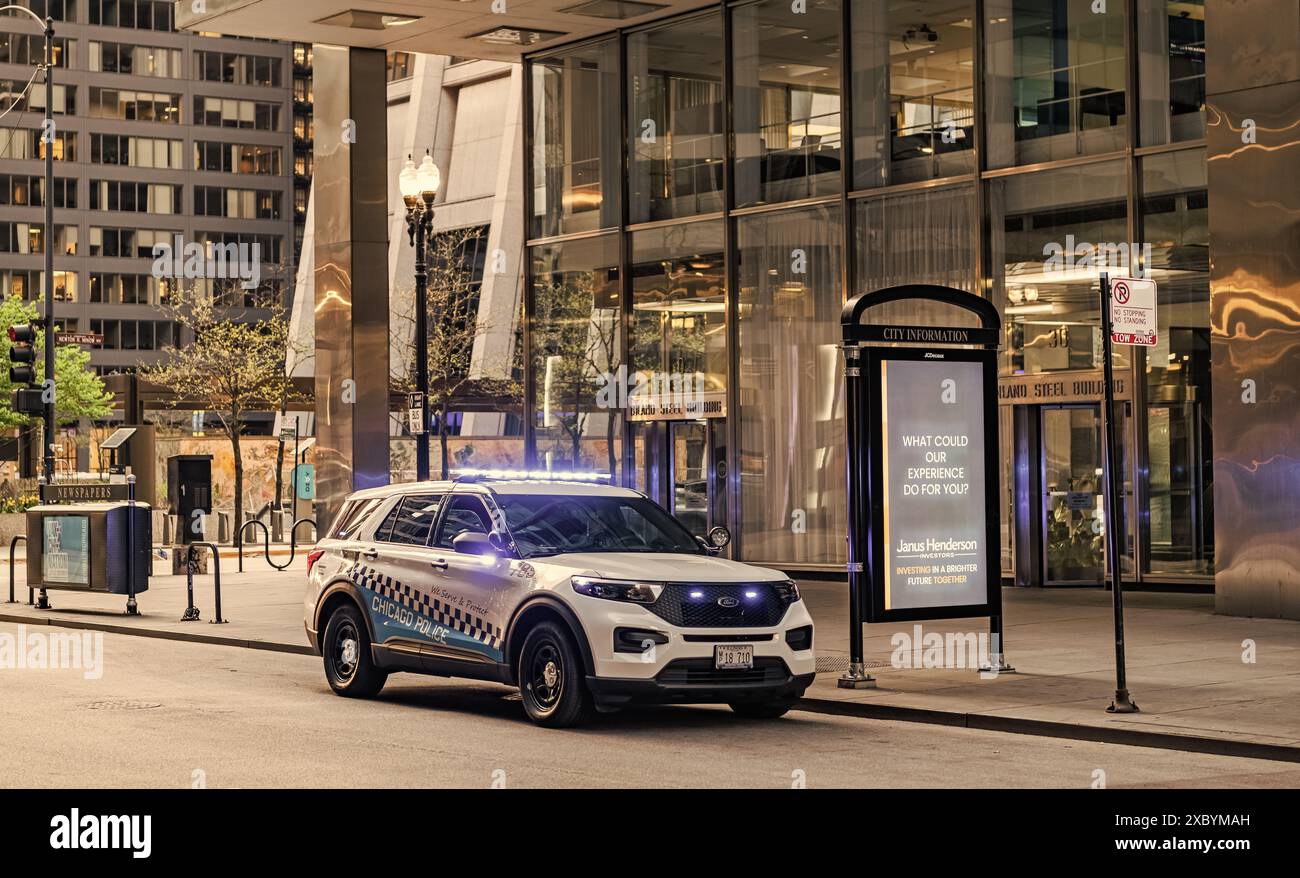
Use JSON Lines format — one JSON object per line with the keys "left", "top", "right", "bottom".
{"left": 1109, "top": 276, "right": 1157, "bottom": 346}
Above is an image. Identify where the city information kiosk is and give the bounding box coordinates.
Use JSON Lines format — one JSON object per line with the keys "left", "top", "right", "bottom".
{"left": 839, "top": 284, "right": 1005, "bottom": 688}
{"left": 25, "top": 499, "right": 152, "bottom": 612}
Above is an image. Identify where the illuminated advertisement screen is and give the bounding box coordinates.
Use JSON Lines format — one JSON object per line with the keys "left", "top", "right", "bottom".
{"left": 42, "top": 515, "right": 90, "bottom": 586}
{"left": 864, "top": 347, "right": 1000, "bottom": 622}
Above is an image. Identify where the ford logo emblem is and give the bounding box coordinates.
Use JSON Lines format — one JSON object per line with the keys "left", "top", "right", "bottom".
{"left": 717, "top": 596, "right": 740, "bottom": 608}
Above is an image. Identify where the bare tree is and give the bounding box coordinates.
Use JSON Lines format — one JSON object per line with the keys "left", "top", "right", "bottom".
{"left": 391, "top": 227, "right": 521, "bottom": 478}
{"left": 530, "top": 271, "right": 621, "bottom": 476}
{"left": 142, "top": 286, "right": 306, "bottom": 544}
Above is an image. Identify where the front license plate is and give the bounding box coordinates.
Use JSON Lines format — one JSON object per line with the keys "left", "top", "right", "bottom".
{"left": 714, "top": 644, "right": 754, "bottom": 670}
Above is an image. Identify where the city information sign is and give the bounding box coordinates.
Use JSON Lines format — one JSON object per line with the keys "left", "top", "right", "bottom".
{"left": 1108, "top": 276, "right": 1157, "bottom": 346}
{"left": 865, "top": 347, "right": 999, "bottom": 621}
{"left": 842, "top": 285, "right": 1002, "bottom": 626}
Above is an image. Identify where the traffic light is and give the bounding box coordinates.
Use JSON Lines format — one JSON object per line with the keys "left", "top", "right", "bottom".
{"left": 8, "top": 322, "right": 43, "bottom": 415}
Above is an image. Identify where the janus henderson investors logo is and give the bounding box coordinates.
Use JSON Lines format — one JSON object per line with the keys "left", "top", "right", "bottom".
{"left": 152, "top": 234, "right": 262, "bottom": 290}
{"left": 50, "top": 809, "right": 151, "bottom": 859}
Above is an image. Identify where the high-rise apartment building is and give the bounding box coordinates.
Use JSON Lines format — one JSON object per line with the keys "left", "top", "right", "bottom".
{"left": 0, "top": 0, "right": 299, "bottom": 374}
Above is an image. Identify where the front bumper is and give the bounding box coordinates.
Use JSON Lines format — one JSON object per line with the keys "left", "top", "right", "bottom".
{"left": 574, "top": 591, "right": 817, "bottom": 706}
{"left": 587, "top": 662, "right": 815, "bottom": 706}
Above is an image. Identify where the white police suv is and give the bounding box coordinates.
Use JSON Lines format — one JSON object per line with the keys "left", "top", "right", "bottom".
{"left": 304, "top": 473, "right": 815, "bottom": 727}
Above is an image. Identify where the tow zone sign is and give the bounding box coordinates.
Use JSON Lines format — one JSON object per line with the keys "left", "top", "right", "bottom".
{"left": 1109, "top": 277, "right": 1157, "bottom": 347}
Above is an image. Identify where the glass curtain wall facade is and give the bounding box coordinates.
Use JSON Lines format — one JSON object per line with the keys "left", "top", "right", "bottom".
{"left": 523, "top": 0, "right": 1210, "bottom": 583}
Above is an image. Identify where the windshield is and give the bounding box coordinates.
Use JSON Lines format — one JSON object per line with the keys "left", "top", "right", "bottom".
{"left": 494, "top": 493, "right": 705, "bottom": 559}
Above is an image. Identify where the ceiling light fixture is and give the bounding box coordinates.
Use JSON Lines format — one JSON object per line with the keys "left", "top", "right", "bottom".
{"left": 314, "top": 10, "right": 422, "bottom": 29}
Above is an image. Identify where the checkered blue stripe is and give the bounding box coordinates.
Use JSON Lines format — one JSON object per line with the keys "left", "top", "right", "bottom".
{"left": 349, "top": 562, "right": 503, "bottom": 651}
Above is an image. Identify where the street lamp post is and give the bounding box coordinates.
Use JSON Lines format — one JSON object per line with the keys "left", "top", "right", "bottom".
{"left": 3, "top": 6, "right": 56, "bottom": 483}
{"left": 399, "top": 152, "right": 441, "bottom": 481}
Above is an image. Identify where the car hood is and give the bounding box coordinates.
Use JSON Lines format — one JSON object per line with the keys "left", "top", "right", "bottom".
{"left": 540, "top": 552, "right": 787, "bottom": 583}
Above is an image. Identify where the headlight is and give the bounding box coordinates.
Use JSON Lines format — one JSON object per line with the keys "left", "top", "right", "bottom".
{"left": 773, "top": 579, "right": 801, "bottom": 604}
{"left": 571, "top": 576, "right": 663, "bottom": 604}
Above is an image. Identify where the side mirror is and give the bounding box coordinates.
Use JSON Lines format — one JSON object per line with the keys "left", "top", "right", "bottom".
{"left": 452, "top": 531, "right": 496, "bottom": 556}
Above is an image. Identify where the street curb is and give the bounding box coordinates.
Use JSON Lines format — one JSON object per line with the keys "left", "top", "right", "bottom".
{"left": 794, "top": 695, "right": 1300, "bottom": 764}
{"left": 0, "top": 610, "right": 315, "bottom": 657}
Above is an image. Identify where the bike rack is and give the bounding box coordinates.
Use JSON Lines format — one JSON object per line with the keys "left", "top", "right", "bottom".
{"left": 237, "top": 518, "right": 316, "bottom": 572}
{"left": 7, "top": 534, "right": 26, "bottom": 604}
{"left": 181, "top": 542, "right": 226, "bottom": 624}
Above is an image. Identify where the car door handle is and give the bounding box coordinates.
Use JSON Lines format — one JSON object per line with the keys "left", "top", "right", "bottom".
{"left": 431, "top": 558, "right": 448, "bottom": 571}
{"left": 361, "top": 547, "right": 379, "bottom": 561}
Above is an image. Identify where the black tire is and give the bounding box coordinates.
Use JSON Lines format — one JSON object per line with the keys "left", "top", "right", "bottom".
{"left": 518, "top": 621, "right": 593, "bottom": 728}
{"left": 322, "top": 603, "right": 388, "bottom": 698}
{"left": 729, "top": 699, "right": 796, "bottom": 719}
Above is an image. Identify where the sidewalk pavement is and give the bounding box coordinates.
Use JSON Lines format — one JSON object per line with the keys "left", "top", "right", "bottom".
{"left": 0, "top": 554, "right": 314, "bottom": 655}
{"left": 4, "top": 556, "right": 1299, "bottom": 761}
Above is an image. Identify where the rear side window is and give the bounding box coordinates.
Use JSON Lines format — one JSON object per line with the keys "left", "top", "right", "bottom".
{"left": 386, "top": 494, "right": 444, "bottom": 545}
{"left": 331, "top": 497, "right": 382, "bottom": 540}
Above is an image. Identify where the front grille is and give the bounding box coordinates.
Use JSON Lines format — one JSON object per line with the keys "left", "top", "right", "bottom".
{"left": 681, "top": 633, "right": 775, "bottom": 643}
{"left": 656, "top": 657, "right": 789, "bottom": 686}
{"left": 645, "top": 583, "right": 791, "bottom": 628}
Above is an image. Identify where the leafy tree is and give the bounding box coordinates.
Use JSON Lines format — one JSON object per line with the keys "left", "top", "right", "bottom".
{"left": 142, "top": 288, "right": 304, "bottom": 545}
{"left": 0, "top": 296, "right": 114, "bottom": 432}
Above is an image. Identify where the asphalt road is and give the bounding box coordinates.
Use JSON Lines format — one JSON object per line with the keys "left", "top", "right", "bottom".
{"left": 2, "top": 621, "right": 1297, "bottom": 788}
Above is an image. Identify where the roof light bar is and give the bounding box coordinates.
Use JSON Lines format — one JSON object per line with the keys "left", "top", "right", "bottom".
{"left": 452, "top": 468, "right": 612, "bottom": 483}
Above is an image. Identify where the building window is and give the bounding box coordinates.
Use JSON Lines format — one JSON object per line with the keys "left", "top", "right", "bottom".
{"left": 855, "top": 185, "right": 976, "bottom": 293}
{"left": 91, "top": 133, "right": 183, "bottom": 169}
{"left": 193, "top": 141, "right": 282, "bottom": 175}
{"left": 194, "top": 230, "right": 283, "bottom": 265}
{"left": 89, "top": 180, "right": 181, "bottom": 214}
{"left": 852, "top": 0, "right": 976, "bottom": 188}
{"left": 87, "top": 0, "right": 175, "bottom": 31}
{"left": 196, "top": 50, "right": 283, "bottom": 87}
{"left": 1, "top": 269, "right": 76, "bottom": 301}
{"left": 984, "top": 0, "right": 1127, "bottom": 168}
{"left": 1139, "top": 148, "right": 1210, "bottom": 573}
{"left": 87, "top": 86, "right": 181, "bottom": 121}
{"left": 88, "top": 227, "right": 174, "bottom": 258}
{"left": 24, "top": 1, "right": 75, "bottom": 22}
{"left": 0, "top": 174, "right": 77, "bottom": 208}
{"left": 989, "top": 160, "right": 1129, "bottom": 376}
{"left": 1137, "top": 0, "right": 1205, "bottom": 145}
{"left": 386, "top": 51, "right": 413, "bottom": 81}
{"left": 627, "top": 11, "right": 725, "bottom": 223}
{"left": 1, "top": 79, "right": 74, "bottom": 114}
{"left": 629, "top": 219, "right": 726, "bottom": 399}
{"left": 732, "top": 0, "right": 842, "bottom": 207}
{"left": 0, "top": 127, "right": 75, "bottom": 161}
{"left": 194, "top": 185, "right": 283, "bottom": 220}
{"left": 0, "top": 33, "right": 72, "bottom": 66}
{"left": 530, "top": 234, "right": 622, "bottom": 476}
{"left": 193, "top": 96, "right": 281, "bottom": 130}
{"left": 530, "top": 38, "right": 621, "bottom": 239}
{"left": 0, "top": 222, "right": 78, "bottom": 255}
{"left": 736, "top": 205, "right": 843, "bottom": 564}
{"left": 89, "top": 41, "right": 183, "bottom": 77}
